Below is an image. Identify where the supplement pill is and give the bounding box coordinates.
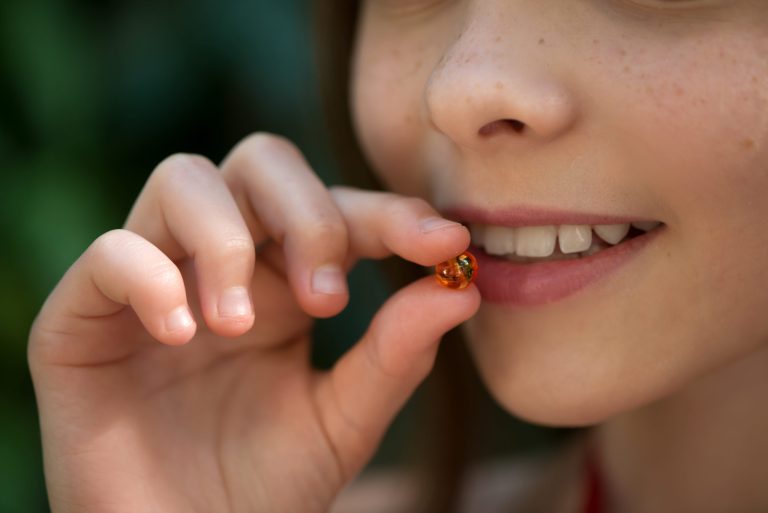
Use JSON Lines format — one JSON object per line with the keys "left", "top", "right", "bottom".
{"left": 435, "top": 252, "right": 478, "bottom": 290}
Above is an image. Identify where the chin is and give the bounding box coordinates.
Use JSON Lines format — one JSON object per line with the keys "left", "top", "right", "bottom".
{"left": 486, "top": 383, "right": 623, "bottom": 428}
{"left": 461, "top": 297, "right": 690, "bottom": 429}
{"left": 464, "top": 336, "right": 674, "bottom": 429}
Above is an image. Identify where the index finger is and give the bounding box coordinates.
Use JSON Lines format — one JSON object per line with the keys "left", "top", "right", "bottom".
{"left": 329, "top": 186, "right": 471, "bottom": 268}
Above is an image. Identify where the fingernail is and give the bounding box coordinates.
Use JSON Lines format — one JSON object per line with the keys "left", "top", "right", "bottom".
{"left": 311, "top": 265, "right": 346, "bottom": 295}
{"left": 419, "top": 217, "right": 463, "bottom": 234}
{"left": 165, "top": 305, "right": 195, "bottom": 333}
{"left": 218, "top": 286, "right": 253, "bottom": 318}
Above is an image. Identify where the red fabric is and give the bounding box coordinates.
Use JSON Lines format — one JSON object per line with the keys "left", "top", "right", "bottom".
{"left": 582, "top": 448, "right": 603, "bottom": 513}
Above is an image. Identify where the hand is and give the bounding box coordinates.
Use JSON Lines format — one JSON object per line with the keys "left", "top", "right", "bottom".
{"left": 28, "top": 133, "right": 480, "bottom": 513}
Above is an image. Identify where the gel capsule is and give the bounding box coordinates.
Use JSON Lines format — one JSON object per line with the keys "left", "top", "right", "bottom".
{"left": 435, "top": 251, "right": 478, "bottom": 290}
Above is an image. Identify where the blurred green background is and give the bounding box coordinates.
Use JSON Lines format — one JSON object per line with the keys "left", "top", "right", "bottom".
{"left": 0, "top": 1, "right": 572, "bottom": 511}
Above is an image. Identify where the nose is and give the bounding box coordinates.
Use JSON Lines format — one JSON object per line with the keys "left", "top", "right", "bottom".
{"left": 424, "top": 15, "right": 579, "bottom": 151}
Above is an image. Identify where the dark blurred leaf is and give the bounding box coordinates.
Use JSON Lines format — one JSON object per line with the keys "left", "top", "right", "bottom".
{"left": 0, "top": 0, "right": 105, "bottom": 150}
{"left": 0, "top": 398, "right": 49, "bottom": 513}
{"left": 4, "top": 153, "right": 115, "bottom": 300}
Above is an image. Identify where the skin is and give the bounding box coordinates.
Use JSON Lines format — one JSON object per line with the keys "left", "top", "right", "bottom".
{"left": 351, "top": 0, "right": 768, "bottom": 511}
{"left": 28, "top": 1, "right": 768, "bottom": 512}
{"left": 29, "top": 138, "right": 480, "bottom": 513}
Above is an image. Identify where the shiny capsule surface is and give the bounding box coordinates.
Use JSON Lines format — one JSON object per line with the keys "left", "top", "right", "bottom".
{"left": 435, "top": 252, "right": 478, "bottom": 290}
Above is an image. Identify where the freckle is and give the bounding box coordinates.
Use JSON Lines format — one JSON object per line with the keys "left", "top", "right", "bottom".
{"left": 740, "top": 138, "right": 755, "bottom": 150}
{"left": 623, "top": 65, "right": 630, "bottom": 73}
{"left": 752, "top": 75, "right": 758, "bottom": 84}
{"left": 619, "top": 49, "right": 627, "bottom": 57}
{"left": 538, "top": 37, "right": 545, "bottom": 45}
{"left": 494, "top": 35, "right": 501, "bottom": 42}
{"left": 674, "top": 84, "right": 684, "bottom": 96}
{"left": 495, "top": 81, "right": 503, "bottom": 90}
{"left": 593, "top": 39, "right": 600, "bottom": 45}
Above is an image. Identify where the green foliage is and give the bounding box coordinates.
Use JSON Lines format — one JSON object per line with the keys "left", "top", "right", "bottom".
{"left": 0, "top": 1, "right": 390, "bottom": 510}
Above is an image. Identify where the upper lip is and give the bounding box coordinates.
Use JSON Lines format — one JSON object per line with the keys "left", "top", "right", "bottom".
{"left": 442, "top": 205, "right": 660, "bottom": 227}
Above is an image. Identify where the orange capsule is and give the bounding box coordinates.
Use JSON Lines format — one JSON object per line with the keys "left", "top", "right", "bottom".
{"left": 435, "top": 251, "right": 478, "bottom": 290}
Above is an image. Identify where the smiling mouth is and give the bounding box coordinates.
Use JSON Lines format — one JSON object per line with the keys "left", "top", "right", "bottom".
{"left": 468, "top": 221, "right": 664, "bottom": 263}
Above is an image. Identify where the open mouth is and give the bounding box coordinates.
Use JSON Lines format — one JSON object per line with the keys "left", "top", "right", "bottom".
{"left": 468, "top": 221, "right": 663, "bottom": 263}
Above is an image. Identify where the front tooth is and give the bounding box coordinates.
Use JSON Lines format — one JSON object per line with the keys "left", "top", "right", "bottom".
{"left": 470, "top": 224, "right": 487, "bottom": 247}
{"left": 558, "top": 225, "right": 592, "bottom": 254}
{"left": 594, "top": 223, "right": 630, "bottom": 244}
{"left": 581, "top": 241, "right": 604, "bottom": 257}
{"left": 484, "top": 225, "right": 516, "bottom": 256}
{"left": 631, "top": 220, "right": 661, "bottom": 232}
{"left": 515, "top": 225, "right": 557, "bottom": 257}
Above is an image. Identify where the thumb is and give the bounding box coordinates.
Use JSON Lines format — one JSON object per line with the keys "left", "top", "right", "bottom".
{"left": 313, "top": 275, "right": 481, "bottom": 482}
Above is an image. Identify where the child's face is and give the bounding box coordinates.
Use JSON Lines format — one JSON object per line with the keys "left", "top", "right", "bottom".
{"left": 350, "top": 0, "right": 768, "bottom": 426}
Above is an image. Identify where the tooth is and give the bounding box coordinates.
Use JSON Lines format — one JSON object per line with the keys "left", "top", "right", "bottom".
{"left": 631, "top": 221, "right": 661, "bottom": 232}
{"left": 558, "top": 225, "right": 592, "bottom": 254}
{"left": 581, "top": 242, "right": 604, "bottom": 257}
{"left": 515, "top": 225, "right": 557, "bottom": 257}
{"left": 470, "top": 224, "right": 487, "bottom": 247}
{"left": 594, "top": 223, "right": 630, "bottom": 244}
{"left": 484, "top": 225, "right": 516, "bottom": 256}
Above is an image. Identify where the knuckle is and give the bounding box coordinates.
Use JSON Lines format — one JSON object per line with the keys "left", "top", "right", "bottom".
{"left": 221, "top": 235, "right": 256, "bottom": 253}
{"left": 328, "top": 186, "right": 380, "bottom": 208}
{"left": 89, "top": 229, "right": 139, "bottom": 261}
{"left": 89, "top": 230, "right": 180, "bottom": 287}
{"left": 386, "top": 195, "right": 434, "bottom": 220}
{"left": 153, "top": 153, "right": 218, "bottom": 190}
{"left": 364, "top": 329, "right": 402, "bottom": 379}
{"left": 210, "top": 236, "right": 256, "bottom": 263}
{"left": 298, "top": 217, "right": 348, "bottom": 247}
{"left": 240, "top": 132, "right": 299, "bottom": 157}
{"left": 223, "top": 132, "right": 306, "bottom": 184}
{"left": 327, "top": 184, "right": 354, "bottom": 198}
{"left": 144, "top": 261, "right": 182, "bottom": 288}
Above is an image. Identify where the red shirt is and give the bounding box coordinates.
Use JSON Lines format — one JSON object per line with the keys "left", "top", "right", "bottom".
{"left": 582, "top": 448, "right": 604, "bottom": 513}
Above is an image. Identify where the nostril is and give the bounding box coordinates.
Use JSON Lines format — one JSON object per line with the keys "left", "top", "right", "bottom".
{"left": 479, "top": 119, "right": 526, "bottom": 137}
{"left": 507, "top": 119, "right": 526, "bottom": 132}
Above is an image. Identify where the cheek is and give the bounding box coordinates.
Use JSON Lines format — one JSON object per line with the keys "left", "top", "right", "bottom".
{"left": 619, "top": 32, "right": 768, "bottom": 218}
{"left": 627, "top": 33, "right": 768, "bottom": 321}
{"left": 351, "top": 37, "right": 434, "bottom": 196}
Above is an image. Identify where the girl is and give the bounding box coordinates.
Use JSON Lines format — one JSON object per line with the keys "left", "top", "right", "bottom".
{"left": 28, "top": 1, "right": 768, "bottom": 512}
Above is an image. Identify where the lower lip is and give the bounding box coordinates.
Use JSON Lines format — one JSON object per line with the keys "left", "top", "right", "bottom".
{"left": 473, "top": 226, "right": 664, "bottom": 306}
